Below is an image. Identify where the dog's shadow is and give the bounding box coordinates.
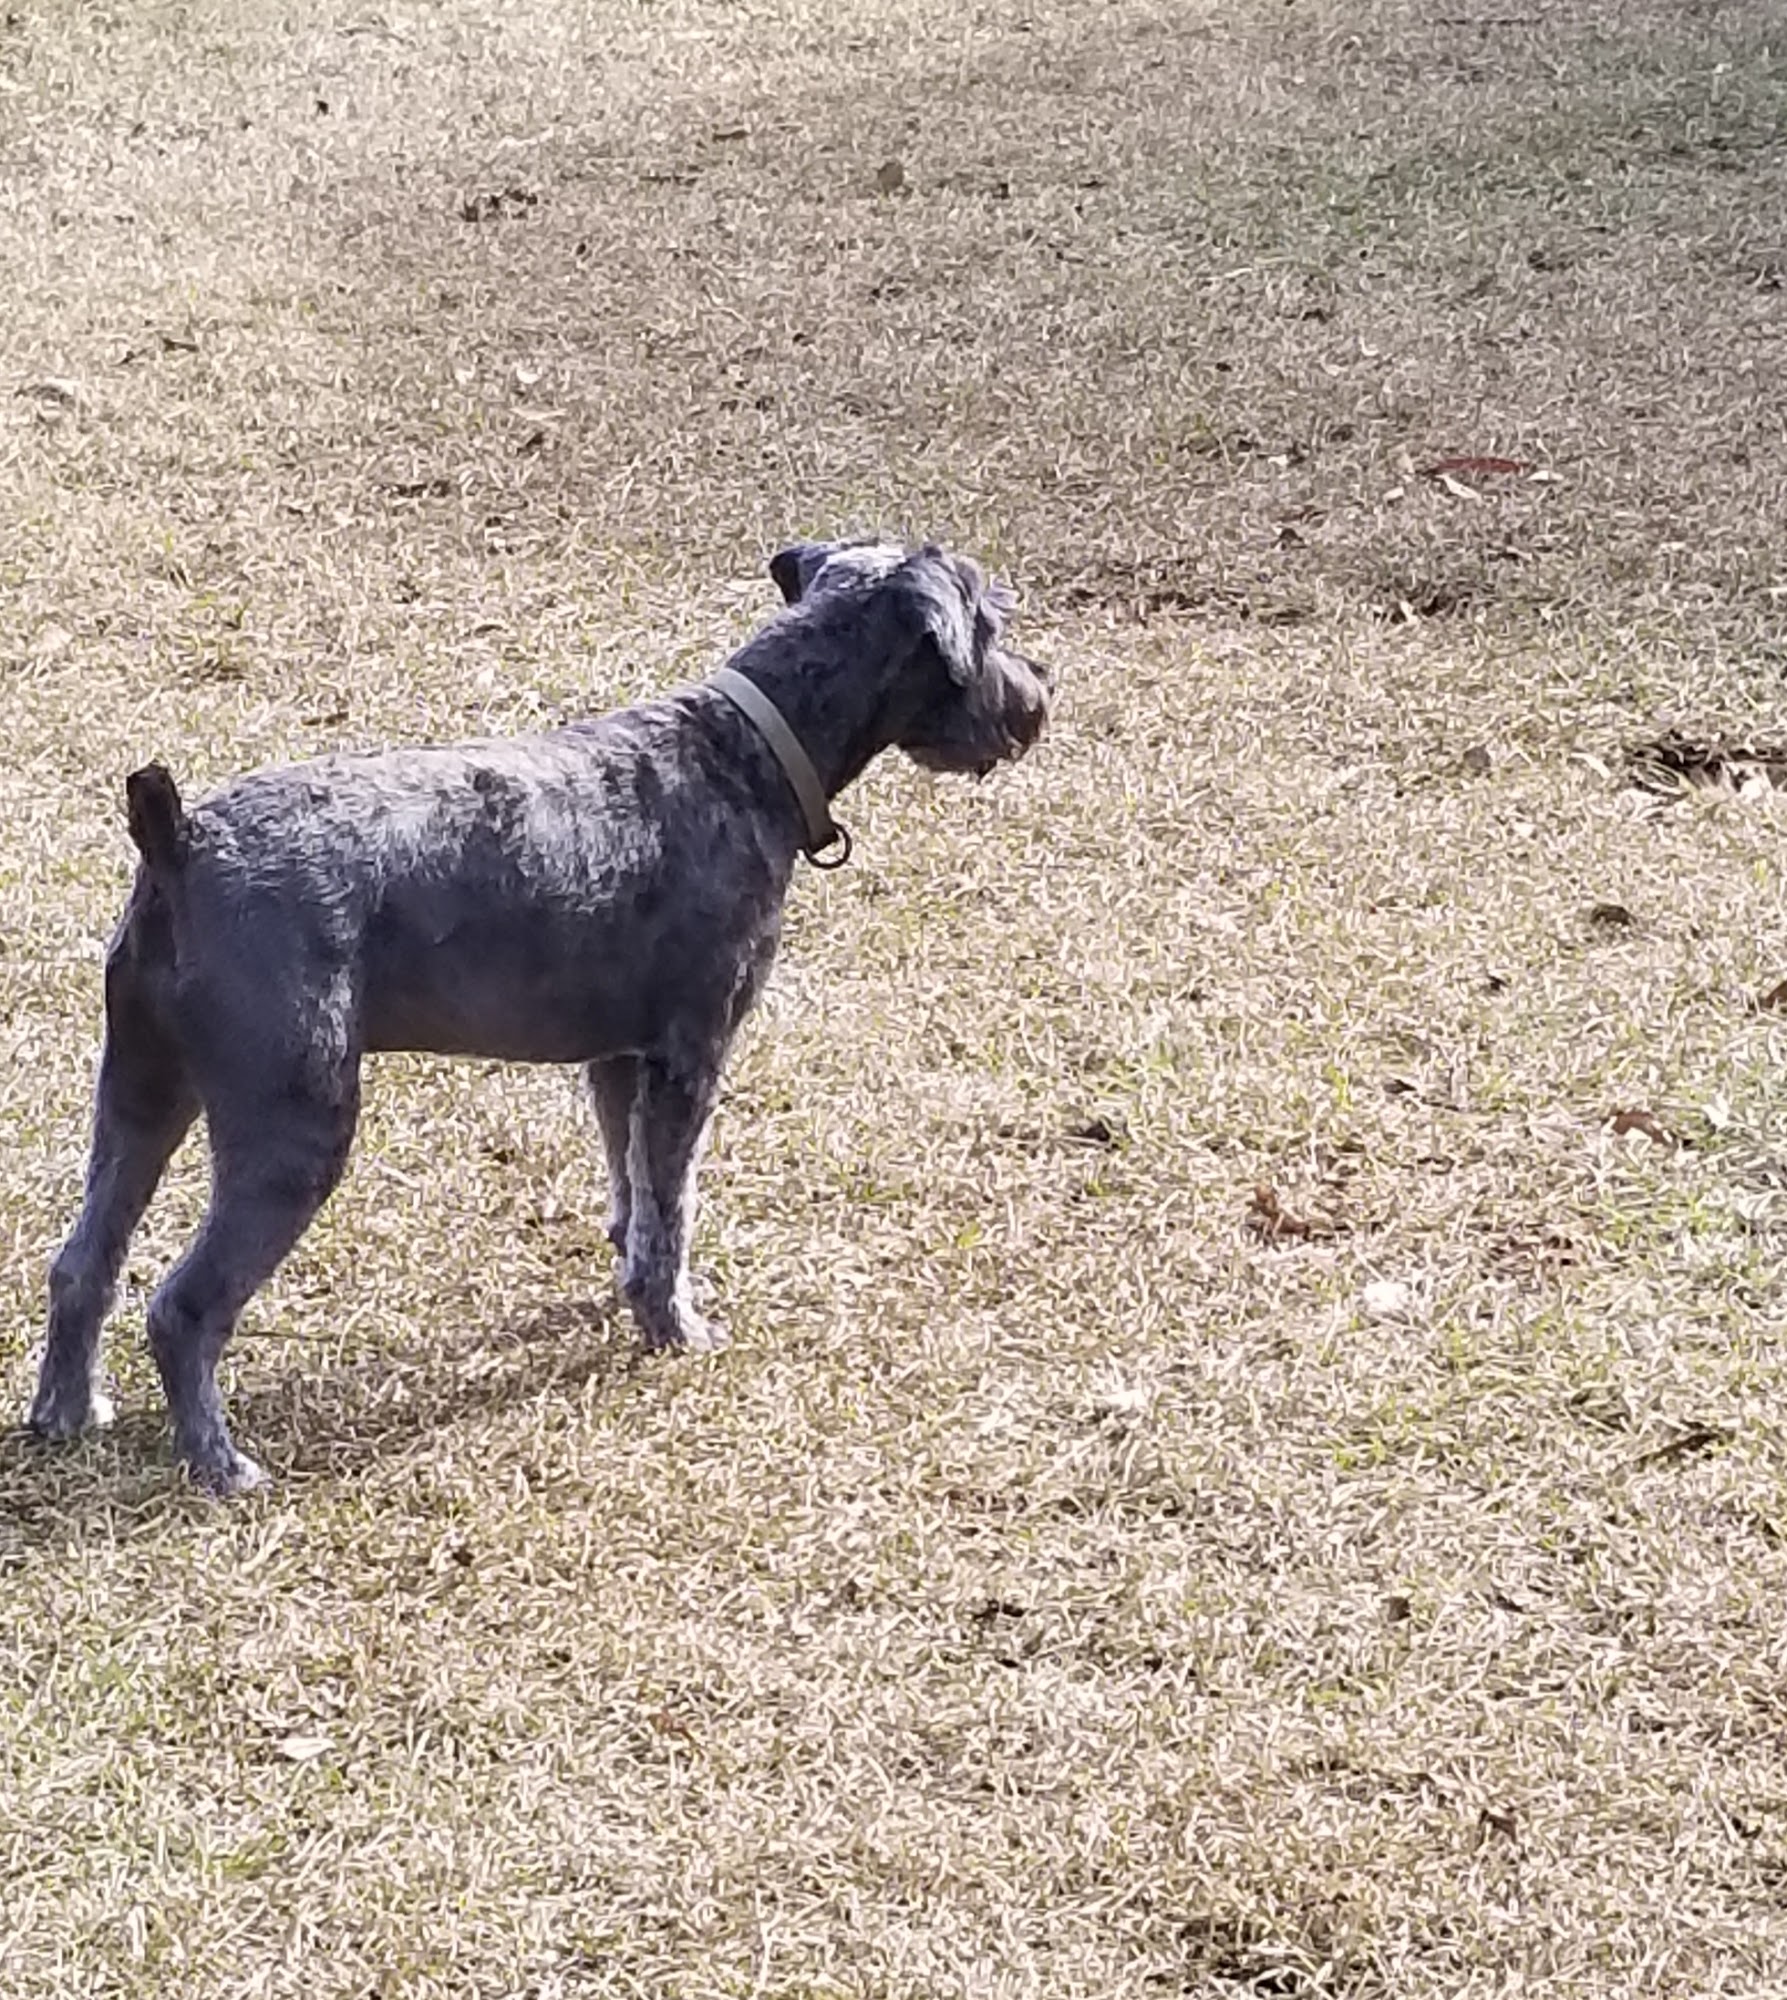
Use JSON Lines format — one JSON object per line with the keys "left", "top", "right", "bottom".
{"left": 233, "top": 1296, "right": 644, "bottom": 1484}
{"left": 1, "top": 1298, "right": 643, "bottom": 1540}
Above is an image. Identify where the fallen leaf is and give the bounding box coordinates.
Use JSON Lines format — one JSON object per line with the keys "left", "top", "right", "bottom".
{"left": 276, "top": 1733, "right": 334, "bottom": 1763}
{"left": 461, "top": 186, "right": 539, "bottom": 222}
{"left": 1476, "top": 1806, "right": 1519, "bottom": 1846}
{"left": 1626, "top": 732, "right": 1787, "bottom": 796}
{"left": 876, "top": 157, "right": 907, "bottom": 194}
{"left": 1067, "top": 1115, "right": 1123, "bottom": 1149}
{"left": 1460, "top": 744, "right": 1492, "bottom": 776}
{"left": 1755, "top": 979, "right": 1787, "bottom": 1011}
{"left": 1587, "top": 902, "right": 1635, "bottom": 930}
{"left": 1634, "top": 1422, "right": 1728, "bottom": 1467}
{"left": 1246, "top": 1184, "right": 1336, "bottom": 1241}
{"left": 17, "top": 375, "right": 86, "bottom": 407}
{"left": 1490, "top": 1227, "right": 1582, "bottom": 1279}
{"left": 1361, "top": 1278, "right": 1412, "bottom": 1319}
{"left": 1609, "top": 1108, "right": 1678, "bottom": 1149}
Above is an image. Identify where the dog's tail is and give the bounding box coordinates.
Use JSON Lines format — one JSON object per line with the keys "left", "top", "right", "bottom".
{"left": 125, "top": 762, "right": 189, "bottom": 875}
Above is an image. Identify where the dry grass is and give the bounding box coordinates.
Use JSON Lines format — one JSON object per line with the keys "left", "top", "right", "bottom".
{"left": 4, "top": 0, "right": 1787, "bottom": 1992}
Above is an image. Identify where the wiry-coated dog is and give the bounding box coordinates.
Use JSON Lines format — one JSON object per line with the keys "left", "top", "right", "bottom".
{"left": 28, "top": 539, "right": 1051, "bottom": 1492}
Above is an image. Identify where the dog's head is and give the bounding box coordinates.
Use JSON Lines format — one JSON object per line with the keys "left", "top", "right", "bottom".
{"left": 769, "top": 538, "right": 1051, "bottom": 776}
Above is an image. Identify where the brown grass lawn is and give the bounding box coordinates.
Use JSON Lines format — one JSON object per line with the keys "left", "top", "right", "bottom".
{"left": 4, "top": 1, "right": 1787, "bottom": 1992}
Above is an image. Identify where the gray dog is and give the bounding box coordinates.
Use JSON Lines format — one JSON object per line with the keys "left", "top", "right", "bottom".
{"left": 27, "top": 538, "right": 1050, "bottom": 1492}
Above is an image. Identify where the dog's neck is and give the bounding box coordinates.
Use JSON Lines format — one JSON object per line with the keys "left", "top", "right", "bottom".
{"left": 719, "top": 605, "right": 918, "bottom": 801}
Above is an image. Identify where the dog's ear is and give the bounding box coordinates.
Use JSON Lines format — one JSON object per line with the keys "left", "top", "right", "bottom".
{"left": 768, "top": 540, "right": 832, "bottom": 605}
{"left": 892, "top": 545, "right": 981, "bottom": 685}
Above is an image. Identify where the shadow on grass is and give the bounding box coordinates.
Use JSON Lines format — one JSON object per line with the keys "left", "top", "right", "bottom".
{"left": 237, "top": 1295, "right": 643, "bottom": 1486}
{"left": 0, "top": 1297, "right": 642, "bottom": 1542}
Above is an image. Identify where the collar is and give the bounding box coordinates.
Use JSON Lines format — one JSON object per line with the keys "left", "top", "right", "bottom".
{"left": 708, "top": 667, "right": 852, "bottom": 868}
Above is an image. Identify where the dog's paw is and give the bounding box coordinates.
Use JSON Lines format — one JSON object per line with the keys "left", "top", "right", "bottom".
{"left": 184, "top": 1448, "right": 266, "bottom": 1499}
{"left": 677, "top": 1314, "right": 729, "bottom": 1355}
{"left": 641, "top": 1311, "right": 729, "bottom": 1356}
{"left": 25, "top": 1379, "right": 115, "bottom": 1441}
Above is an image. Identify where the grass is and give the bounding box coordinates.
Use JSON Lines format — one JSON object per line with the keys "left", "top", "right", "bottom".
{"left": 4, "top": 0, "right": 1787, "bottom": 1992}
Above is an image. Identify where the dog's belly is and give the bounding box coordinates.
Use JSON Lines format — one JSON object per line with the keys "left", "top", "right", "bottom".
{"left": 364, "top": 986, "right": 633, "bottom": 1064}
{"left": 358, "top": 895, "right": 731, "bottom": 1064}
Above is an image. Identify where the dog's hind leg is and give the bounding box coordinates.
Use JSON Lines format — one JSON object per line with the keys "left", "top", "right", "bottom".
{"left": 583, "top": 1056, "right": 638, "bottom": 1258}
{"left": 31, "top": 930, "right": 199, "bottom": 1442}
{"left": 621, "top": 1055, "right": 724, "bottom": 1353}
{"left": 147, "top": 1036, "right": 361, "bottom": 1494}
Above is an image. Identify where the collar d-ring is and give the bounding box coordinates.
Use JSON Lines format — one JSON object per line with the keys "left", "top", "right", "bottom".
{"left": 708, "top": 666, "right": 853, "bottom": 868}
{"left": 805, "top": 822, "right": 853, "bottom": 870}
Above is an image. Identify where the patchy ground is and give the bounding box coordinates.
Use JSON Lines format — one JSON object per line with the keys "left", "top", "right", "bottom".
{"left": 3, "top": 2, "right": 1787, "bottom": 1994}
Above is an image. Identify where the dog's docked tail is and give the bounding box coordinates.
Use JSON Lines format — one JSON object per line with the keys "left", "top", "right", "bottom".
{"left": 125, "top": 763, "right": 189, "bottom": 874}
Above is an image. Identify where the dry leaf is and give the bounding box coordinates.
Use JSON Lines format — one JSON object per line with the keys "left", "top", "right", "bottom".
{"left": 1755, "top": 979, "right": 1787, "bottom": 1011}
{"left": 17, "top": 376, "right": 86, "bottom": 408}
{"left": 1490, "top": 1227, "right": 1582, "bottom": 1280}
{"left": 1627, "top": 732, "right": 1787, "bottom": 797}
{"left": 1067, "top": 1115, "right": 1123, "bottom": 1149}
{"left": 1587, "top": 902, "right": 1635, "bottom": 930}
{"left": 1609, "top": 1108, "right": 1677, "bottom": 1149}
{"left": 461, "top": 186, "right": 539, "bottom": 222}
{"left": 1634, "top": 1422, "right": 1729, "bottom": 1467}
{"left": 876, "top": 158, "right": 907, "bottom": 194}
{"left": 1361, "top": 1278, "right": 1412, "bottom": 1319}
{"left": 276, "top": 1733, "right": 335, "bottom": 1763}
{"left": 1246, "top": 1184, "right": 1335, "bottom": 1241}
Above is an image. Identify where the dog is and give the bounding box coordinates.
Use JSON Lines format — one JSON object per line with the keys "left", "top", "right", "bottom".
{"left": 27, "top": 538, "right": 1051, "bottom": 1492}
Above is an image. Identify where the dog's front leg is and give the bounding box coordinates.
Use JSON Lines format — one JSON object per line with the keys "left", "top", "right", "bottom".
{"left": 583, "top": 1056, "right": 638, "bottom": 1257}
{"left": 620, "top": 1054, "right": 725, "bottom": 1353}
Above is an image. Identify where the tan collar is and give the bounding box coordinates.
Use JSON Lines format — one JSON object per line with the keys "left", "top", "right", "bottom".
{"left": 709, "top": 667, "right": 852, "bottom": 868}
